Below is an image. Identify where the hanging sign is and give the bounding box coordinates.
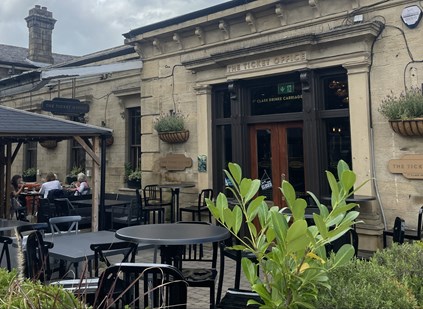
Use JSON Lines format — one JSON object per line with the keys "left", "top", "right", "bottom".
{"left": 260, "top": 170, "right": 273, "bottom": 190}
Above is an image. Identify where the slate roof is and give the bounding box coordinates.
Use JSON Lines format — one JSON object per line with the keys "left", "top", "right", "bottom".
{"left": 0, "top": 105, "right": 112, "bottom": 143}
{"left": 0, "top": 44, "right": 76, "bottom": 67}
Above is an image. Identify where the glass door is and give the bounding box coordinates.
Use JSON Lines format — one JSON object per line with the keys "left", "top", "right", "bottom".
{"left": 250, "top": 122, "right": 305, "bottom": 207}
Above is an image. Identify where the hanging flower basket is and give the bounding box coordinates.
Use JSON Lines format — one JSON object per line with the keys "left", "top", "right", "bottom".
{"left": 389, "top": 119, "right": 423, "bottom": 137}
{"left": 158, "top": 130, "right": 190, "bottom": 143}
{"left": 39, "top": 140, "right": 57, "bottom": 149}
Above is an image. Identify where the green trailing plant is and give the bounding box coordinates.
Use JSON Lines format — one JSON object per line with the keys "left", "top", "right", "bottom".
{"left": 154, "top": 111, "right": 186, "bottom": 133}
{"left": 124, "top": 162, "right": 133, "bottom": 182}
{"left": 378, "top": 87, "right": 423, "bottom": 120}
{"left": 128, "top": 170, "right": 142, "bottom": 182}
{"left": 69, "top": 166, "right": 84, "bottom": 177}
{"left": 22, "top": 167, "right": 37, "bottom": 178}
{"left": 315, "top": 256, "right": 418, "bottom": 309}
{"left": 207, "top": 160, "right": 366, "bottom": 308}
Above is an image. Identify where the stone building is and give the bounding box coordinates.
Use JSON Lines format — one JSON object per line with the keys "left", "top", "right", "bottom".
{"left": 123, "top": 0, "right": 423, "bottom": 251}
{"left": 0, "top": 6, "right": 142, "bottom": 193}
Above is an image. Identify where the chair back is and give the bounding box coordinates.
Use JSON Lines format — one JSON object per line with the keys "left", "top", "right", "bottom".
{"left": 0, "top": 236, "right": 12, "bottom": 271}
{"left": 393, "top": 216, "right": 405, "bottom": 244}
{"left": 197, "top": 189, "right": 213, "bottom": 210}
{"left": 37, "top": 198, "right": 52, "bottom": 223}
{"left": 46, "top": 189, "right": 65, "bottom": 203}
{"left": 417, "top": 206, "right": 423, "bottom": 236}
{"left": 104, "top": 193, "right": 118, "bottom": 200}
{"left": 325, "top": 228, "right": 359, "bottom": 257}
{"left": 49, "top": 215, "right": 81, "bottom": 236}
{"left": 24, "top": 231, "right": 53, "bottom": 282}
{"left": 111, "top": 199, "right": 139, "bottom": 229}
{"left": 54, "top": 197, "right": 75, "bottom": 217}
{"left": 94, "top": 262, "right": 187, "bottom": 309}
{"left": 90, "top": 241, "right": 138, "bottom": 277}
{"left": 143, "top": 184, "right": 171, "bottom": 207}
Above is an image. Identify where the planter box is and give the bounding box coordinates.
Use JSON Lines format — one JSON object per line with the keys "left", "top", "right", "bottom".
{"left": 389, "top": 119, "right": 423, "bottom": 137}
{"left": 158, "top": 130, "right": 190, "bottom": 143}
{"left": 127, "top": 180, "right": 141, "bottom": 189}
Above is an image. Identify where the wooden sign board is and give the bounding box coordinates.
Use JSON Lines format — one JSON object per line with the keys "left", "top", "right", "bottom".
{"left": 388, "top": 154, "right": 423, "bottom": 179}
{"left": 159, "top": 154, "right": 193, "bottom": 171}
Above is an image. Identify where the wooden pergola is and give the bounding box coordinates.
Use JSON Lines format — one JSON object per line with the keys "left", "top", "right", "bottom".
{"left": 0, "top": 105, "right": 112, "bottom": 231}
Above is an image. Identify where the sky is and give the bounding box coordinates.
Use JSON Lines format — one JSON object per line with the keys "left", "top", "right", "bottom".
{"left": 0, "top": 0, "right": 228, "bottom": 56}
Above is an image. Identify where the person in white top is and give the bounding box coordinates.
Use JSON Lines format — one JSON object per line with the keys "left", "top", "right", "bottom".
{"left": 39, "top": 172, "right": 62, "bottom": 198}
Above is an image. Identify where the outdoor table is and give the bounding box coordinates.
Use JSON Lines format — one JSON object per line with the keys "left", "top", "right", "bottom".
{"left": 20, "top": 191, "right": 41, "bottom": 216}
{"left": 158, "top": 183, "right": 195, "bottom": 222}
{"left": 115, "top": 223, "right": 230, "bottom": 268}
{"left": 0, "top": 219, "right": 33, "bottom": 235}
{"left": 320, "top": 195, "right": 376, "bottom": 204}
{"left": 70, "top": 199, "right": 131, "bottom": 208}
{"left": 46, "top": 230, "right": 152, "bottom": 277}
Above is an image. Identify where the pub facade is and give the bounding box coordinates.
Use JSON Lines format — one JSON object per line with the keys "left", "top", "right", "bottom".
{"left": 124, "top": 0, "right": 423, "bottom": 251}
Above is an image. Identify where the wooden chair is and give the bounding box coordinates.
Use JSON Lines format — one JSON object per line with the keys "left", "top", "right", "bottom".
{"left": 0, "top": 236, "right": 13, "bottom": 271}
{"left": 179, "top": 189, "right": 213, "bottom": 222}
{"left": 383, "top": 216, "right": 406, "bottom": 247}
{"left": 49, "top": 215, "right": 81, "bottom": 236}
{"left": 23, "top": 231, "right": 53, "bottom": 282}
{"left": 93, "top": 262, "right": 188, "bottom": 309}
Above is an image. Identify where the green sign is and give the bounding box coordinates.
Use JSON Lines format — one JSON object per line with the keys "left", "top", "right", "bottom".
{"left": 278, "top": 82, "right": 295, "bottom": 94}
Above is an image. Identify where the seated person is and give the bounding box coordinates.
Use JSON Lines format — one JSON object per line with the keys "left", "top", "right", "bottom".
{"left": 39, "top": 172, "right": 62, "bottom": 198}
{"left": 68, "top": 172, "right": 90, "bottom": 196}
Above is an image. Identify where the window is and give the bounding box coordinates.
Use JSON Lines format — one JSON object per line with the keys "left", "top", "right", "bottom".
{"left": 70, "top": 139, "right": 85, "bottom": 171}
{"left": 24, "top": 141, "right": 37, "bottom": 170}
{"left": 128, "top": 107, "right": 141, "bottom": 170}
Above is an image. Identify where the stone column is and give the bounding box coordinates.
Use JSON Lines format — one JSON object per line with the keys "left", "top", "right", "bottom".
{"left": 195, "top": 84, "right": 213, "bottom": 189}
{"left": 344, "top": 61, "right": 384, "bottom": 252}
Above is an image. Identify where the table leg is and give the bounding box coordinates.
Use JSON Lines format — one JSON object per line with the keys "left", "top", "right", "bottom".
{"left": 174, "top": 189, "right": 180, "bottom": 222}
{"left": 160, "top": 245, "right": 184, "bottom": 269}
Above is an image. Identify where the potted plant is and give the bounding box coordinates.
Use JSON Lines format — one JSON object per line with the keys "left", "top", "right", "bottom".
{"left": 154, "top": 111, "right": 189, "bottom": 143}
{"left": 22, "top": 167, "right": 37, "bottom": 182}
{"left": 378, "top": 87, "right": 423, "bottom": 136}
{"left": 66, "top": 166, "right": 84, "bottom": 185}
{"left": 127, "top": 170, "right": 142, "bottom": 189}
{"left": 207, "top": 160, "right": 367, "bottom": 308}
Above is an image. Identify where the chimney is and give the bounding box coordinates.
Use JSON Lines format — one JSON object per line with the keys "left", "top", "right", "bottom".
{"left": 25, "top": 5, "right": 56, "bottom": 64}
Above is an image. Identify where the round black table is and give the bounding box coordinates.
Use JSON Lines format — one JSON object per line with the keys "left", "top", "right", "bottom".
{"left": 321, "top": 195, "right": 376, "bottom": 203}
{"left": 116, "top": 223, "right": 230, "bottom": 267}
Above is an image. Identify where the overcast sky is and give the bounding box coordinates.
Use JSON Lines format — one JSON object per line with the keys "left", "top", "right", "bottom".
{"left": 0, "top": 0, "right": 228, "bottom": 56}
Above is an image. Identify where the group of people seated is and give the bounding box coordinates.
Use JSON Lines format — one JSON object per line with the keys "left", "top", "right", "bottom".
{"left": 10, "top": 172, "right": 90, "bottom": 219}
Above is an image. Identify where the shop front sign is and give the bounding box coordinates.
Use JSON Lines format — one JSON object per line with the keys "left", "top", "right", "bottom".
{"left": 388, "top": 154, "right": 423, "bottom": 179}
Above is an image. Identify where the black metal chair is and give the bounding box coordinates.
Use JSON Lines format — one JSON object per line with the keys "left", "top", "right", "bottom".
{"left": 90, "top": 241, "right": 138, "bottom": 277}
{"left": 176, "top": 221, "right": 218, "bottom": 309}
{"left": 111, "top": 199, "right": 141, "bottom": 229}
{"left": 383, "top": 206, "right": 422, "bottom": 248}
{"left": 179, "top": 189, "right": 213, "bottom": 222}
{"left": 216, "top": 228, "right": 258, "bottom": 305}
{"left": 325, "top": 228, "right": 359, "bottom": 257}
{"left": 93, "top": 262, "right": 188, "bottom": 309}
{"left": 143, "top": 184, "right": 172, "bottom": 210}
{"left": 37, "top": 198, "right": 53, "bottom": 224}
{"left": 0, "top": 236, "right": 13, "bottom": 271}
{"left": 217, "top": 289, "right": 262, "bottom": 309}
{"left": 383, "top": 216, "right": 406, "bottom": 247}
{"left": 136, "top": 189, "right": 164, "bottom": 224}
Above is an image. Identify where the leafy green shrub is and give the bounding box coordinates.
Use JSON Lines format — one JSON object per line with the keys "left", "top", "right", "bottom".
{"left": 315, "top": 257, "right": 418, "bottom": 309}
{"left": 0, "top": 269, "right": 88, "bottom": 308}
{"left": 372, "top": 242, "right": 423, "bottom": 304}
{"left": 207, "top": 160, "right": 365, "bottom": 308}
{"left": 378, "top": 87, "right": 423, "bottom": 120}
